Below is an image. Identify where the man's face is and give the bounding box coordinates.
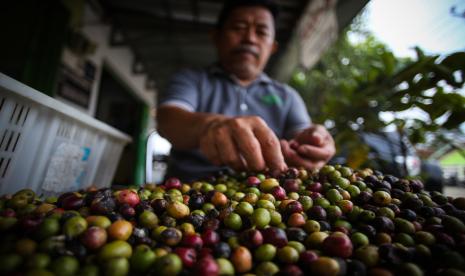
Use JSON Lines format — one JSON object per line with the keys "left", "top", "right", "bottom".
{"left": 214, "top": 6, "right": 278, "bottom": 82}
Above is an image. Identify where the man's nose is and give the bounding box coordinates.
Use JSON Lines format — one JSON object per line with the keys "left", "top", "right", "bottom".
{"left": 243, "top": 27, "right": 257, "bottom": 43}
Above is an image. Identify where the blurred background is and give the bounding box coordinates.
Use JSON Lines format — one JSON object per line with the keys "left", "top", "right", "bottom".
{"left": 0, "top": 0, "right": 464, "bottom": 195}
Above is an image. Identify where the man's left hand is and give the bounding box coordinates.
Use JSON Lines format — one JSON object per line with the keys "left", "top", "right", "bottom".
{"left": 280, "top": 124, "right": 335, "bottom": 170}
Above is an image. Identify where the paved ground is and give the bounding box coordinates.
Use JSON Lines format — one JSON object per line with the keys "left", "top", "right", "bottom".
{"left": 443, "top": 186, "right": 465, "bottom": 198}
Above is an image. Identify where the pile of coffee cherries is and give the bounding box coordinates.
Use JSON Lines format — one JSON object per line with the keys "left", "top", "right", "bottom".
{"left": 1, "top": 165, "right": 465, "bottom": 276}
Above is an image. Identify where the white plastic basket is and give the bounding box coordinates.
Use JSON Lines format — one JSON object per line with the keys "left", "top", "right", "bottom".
{"left": 0, "top": 73, "right": 132, "bottom": 195}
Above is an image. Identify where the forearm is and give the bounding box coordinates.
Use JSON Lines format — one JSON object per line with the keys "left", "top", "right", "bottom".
{"left": 157, "top": 105, "right": 227, "bottom": 150}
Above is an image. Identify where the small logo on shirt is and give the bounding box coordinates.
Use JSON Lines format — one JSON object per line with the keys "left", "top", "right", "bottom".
{"left": 261, "top": 94, "right": 283, "bottom": 106}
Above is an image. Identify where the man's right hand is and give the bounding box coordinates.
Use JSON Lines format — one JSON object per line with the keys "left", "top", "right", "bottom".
{"left": 199, "top": 116, "right": 288, "bottom": 173}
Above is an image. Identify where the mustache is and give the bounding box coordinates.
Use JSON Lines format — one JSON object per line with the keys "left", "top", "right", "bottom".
{"left": 231, "top": 44, "right": 259, "bottom": 58}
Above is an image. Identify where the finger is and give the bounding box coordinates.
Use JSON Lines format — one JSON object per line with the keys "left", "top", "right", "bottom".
{"left": 254, "top": 124, "right": 287, "bottom": 171}
{"left": 280, "top": 140, "right": 299, "bottom": 168}
{"left": 295, "top": 125, "right": 326, "bottom": 146}
{"left": 296, "top": 144, "right": 333, "bottom": 161}
{"left": 283, "top": 145, "right": 316, "bottom": 169}
{"left": 289, "top": 139, "right": 300, "bottom": 150}
{"left": 291, "top": 154, "right": 324, "bottom": 170}
{"left": 281, "top": 140, "right": 299, "bottom": 161}
{"left": 238, "top": 154, "right": 248, "bottom": 172}
{"left": 280, "top": 140, "right": 292, "bottom": 161}
{"left": 282, "top": 140, "right": 327, "bottom": 170}
{"left": 280, "top": 140, "right": 292, "bottom": 157}
{"left": 313, "top": 160, "right": 327, "bottom": 170}
{"left": 232, "top": 126, "right": 266, "bottom": 171}
{"left": 310, "top": 131, "right": 324, "bottom": 146}
{"left": 200, "top": 134, "right": 222, "bottom": 166}
{"left": 200, "top": 121, "right": 225, "bottom": 166}
{"left": 215, "top": 127, "right": 245, "bottom": 171}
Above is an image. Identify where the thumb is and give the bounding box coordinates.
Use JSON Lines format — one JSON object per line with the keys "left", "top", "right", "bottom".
{"left": 296, "top": 127, "right": 324, "bottom": 146}
{"left": 309, "top": 131, "right": 324, "bottom": 146}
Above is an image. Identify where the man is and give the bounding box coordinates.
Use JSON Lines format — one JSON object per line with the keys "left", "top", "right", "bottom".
{"left": 157, "top": 0, "right": 335, "bottom": 182}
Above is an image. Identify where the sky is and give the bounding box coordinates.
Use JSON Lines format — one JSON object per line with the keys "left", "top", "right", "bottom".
{"left": 365, "top": 0, "right": 465, "bottom": 58}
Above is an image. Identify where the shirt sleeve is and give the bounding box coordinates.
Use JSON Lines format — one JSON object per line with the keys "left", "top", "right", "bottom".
{"left": 283, "top": 86, "right": 312, "bottom": 139}
{"left": 157, "top": 68, "right": 200, "bottom": 112}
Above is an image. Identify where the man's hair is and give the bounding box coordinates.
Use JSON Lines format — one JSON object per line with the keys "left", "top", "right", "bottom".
{"left": 216, "top": 0, "right": 279, "bottom": 29}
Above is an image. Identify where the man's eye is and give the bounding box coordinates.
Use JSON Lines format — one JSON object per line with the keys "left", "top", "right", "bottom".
{"left": 257, "top": 29, "right": 270, "bottom": 37}
{"left": 232, "top": 24, "right": 247, "bottom": 30}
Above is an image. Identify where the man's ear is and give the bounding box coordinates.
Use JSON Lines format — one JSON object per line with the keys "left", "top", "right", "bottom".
{"left": 272, "top": 41, "right": 279, "bottom": 54}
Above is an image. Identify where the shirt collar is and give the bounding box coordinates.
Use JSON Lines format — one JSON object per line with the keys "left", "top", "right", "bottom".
{"left": 207, "top": 63, "right": 273, "bottom": 86}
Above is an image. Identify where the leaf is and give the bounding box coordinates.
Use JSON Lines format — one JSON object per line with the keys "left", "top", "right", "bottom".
{"left": 416, "top": 102, "right": 448, "bottom": 120}
{"left": 440, "top": 52, "right": 465, "bottom": 72}
{"left": 414, "top": 47, "right": 425, "bottom": 59}
{"left": 392, "top": 56, "right": 437, "bottom": 84}
{"left": 367, "top": 69, "right": 380, "bottom": 82}
{"left": 434, "top": 90, "right": 465, "bottom": 109}
{"left": 433, "top": 64, "right": 461, "bottom": 87}
{"left": 409, "top": 128, "right": 426, "bottom": 144}
{"left": 382, "top": 51, "right": 396, "bottom": 76}
{"left": 443, "top": 110, "right": 465, "bottom": 129}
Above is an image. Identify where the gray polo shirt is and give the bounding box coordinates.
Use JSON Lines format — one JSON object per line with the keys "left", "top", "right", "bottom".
{"left": 158, "top": 65, "right": 311, "bottom": 181}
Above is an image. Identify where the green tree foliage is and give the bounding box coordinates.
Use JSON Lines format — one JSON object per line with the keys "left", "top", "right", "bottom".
{"left": 289, "top": 20, "right": 465, "bottom": 171}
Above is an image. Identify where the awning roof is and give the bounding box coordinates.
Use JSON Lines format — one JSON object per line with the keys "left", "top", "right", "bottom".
{"left": 96, "top": 0, "right": 368, "bottom": 90}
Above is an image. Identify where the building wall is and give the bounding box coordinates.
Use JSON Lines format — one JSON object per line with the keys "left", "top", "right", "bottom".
{"left": 57, "top": 4, "right": 158, "bottom": 185}
{"left": 59, "top": 4, "right": 157, "bottom": 131}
